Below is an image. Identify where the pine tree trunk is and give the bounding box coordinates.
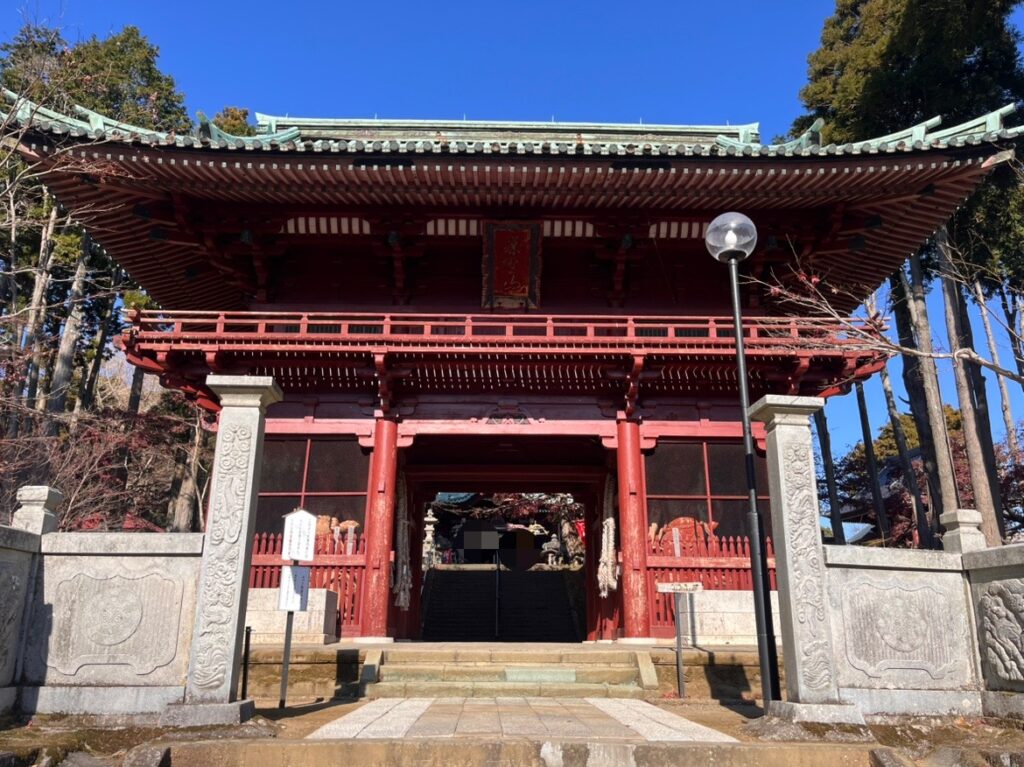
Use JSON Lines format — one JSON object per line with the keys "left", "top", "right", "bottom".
{"left": 905, "top": 257, "right": 960, "bottom": 521}
{"left": 955, "top": 276, "right": 1004, "bottom": 537}
{"left": 880, "top": 360, "right": 934, "bottom": 547}
{"left": 813, "top": 406, "right": 846, "bottom": 545}
{"left": 6, "top": 203, "right": 57, "bottom": 437}
{"left": 74, "top": 283, "right": 118, "bottom": 415}
{"left": 999, "top": 287, "right": 1024, "bottom": 390}
{"left": 46, "top": 251, "right": 89, "bottom": 421}
{"left": 127, "top": 365, "right": 145, "bottom": 415}
{"left": 856, "top": 381, "right": 890, "bottom": 540}
{"left": 168, "top": 416, "right": 208, "bottom": 532}
{"left": 33, "top": 346, "right": 55, "bottom": 413}
{"left": 891, "top": 269, "right": 951, "bottom": 530}
{"left": 166, "top": 445, "right": 191, "bottom": 531}
{"left": 937, "top": 231, "right": 1000, "bottom": 546}
{"left": 2, "top": 187, "right": 17, "bottom": 315}
{"left": 976, "top": 281, "right": 1020, "bottom": 461}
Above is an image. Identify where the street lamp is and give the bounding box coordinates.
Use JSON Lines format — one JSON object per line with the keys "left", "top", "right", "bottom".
{"left": 704, "top": 212, "right": 781, "bottom": 704}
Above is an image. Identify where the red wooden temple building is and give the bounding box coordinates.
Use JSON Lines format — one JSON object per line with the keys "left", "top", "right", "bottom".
{"left": 7, "top": 90, "right": 1019, "bottom": 640}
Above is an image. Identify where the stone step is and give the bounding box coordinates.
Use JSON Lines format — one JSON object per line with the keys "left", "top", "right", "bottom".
{"left": 364, "top": 680, "right": 646, "bottom": 699}
{"left": 381, "top": 649, "right": 636, "bottom": 665}
{"left": 377, "top": 663, "right": 638, "bottom": 685}
{"left": 170, "top": 738, "right": 888, "bottom": 767}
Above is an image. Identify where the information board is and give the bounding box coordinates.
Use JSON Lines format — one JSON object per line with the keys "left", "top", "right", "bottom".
{"left": 281, "top": 508, "right": 317, "bottom": 562}
{"left": 656, "top": 581, "right": 704, "bottom": 594}
{"left": 277, "top": 565, "right": 310, "bottom": 612}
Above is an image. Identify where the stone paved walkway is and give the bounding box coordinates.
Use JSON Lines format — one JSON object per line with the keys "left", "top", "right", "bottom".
{"left": 306, "top": 698, "right": 738, "bottom": 742}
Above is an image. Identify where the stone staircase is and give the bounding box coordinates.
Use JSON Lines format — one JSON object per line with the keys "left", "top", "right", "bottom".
{"left": 364, "top": 647, "right": 655, "bottom": 699}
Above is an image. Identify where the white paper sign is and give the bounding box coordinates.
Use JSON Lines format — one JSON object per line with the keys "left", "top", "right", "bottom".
{"left": 656, "top": 581, "right": 704, "bottom": 594}
{"left": 281, "top": 508, "right": 317, "bottom": 562}
{"left": 278, "top": 565, "right": 310, "bottom": 612}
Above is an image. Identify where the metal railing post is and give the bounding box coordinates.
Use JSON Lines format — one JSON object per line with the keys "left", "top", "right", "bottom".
{"left": 241, "top": 625, "right": 252, "bottom": 700}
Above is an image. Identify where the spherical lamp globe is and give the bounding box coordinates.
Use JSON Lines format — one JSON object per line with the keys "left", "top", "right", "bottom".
{"left": 704, "top": 212, "right": 757, "bottom": 263}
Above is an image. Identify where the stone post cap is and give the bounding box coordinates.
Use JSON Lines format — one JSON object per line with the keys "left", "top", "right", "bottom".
{"left": 939, "top": 508, "right": 986, "bottom": 554}
{"left": 206, "top": 375, "right": 283, "bottom": 409}
{"left": 939, "top": 508, "right": 982, "bottom": 528}
{"left": 13, "top": 485, "right": 62, "bottom": 536}
{"left": 16, "top": 485, "right": 64, "bottom": 509}
{"left": 748, "top": 394, "right": 824, "bottom": 422}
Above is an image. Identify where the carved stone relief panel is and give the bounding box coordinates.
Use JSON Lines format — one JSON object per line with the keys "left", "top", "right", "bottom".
{"left": 22, "top": 554, "right": 199, "bottom": 687}
{"left": 829, "top": 569, "right": 976, "bottom": 690}
{"left": 46, "top": 572, "right": 181, "bottom": 677}
{"left": 976, "top": 578, "right": 1024, "bottom": 691}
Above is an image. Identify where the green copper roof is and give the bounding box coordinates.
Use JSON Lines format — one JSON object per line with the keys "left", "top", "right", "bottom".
{"left": 3, "top": 88, "right": 1021, "bottom": 158}
{"left": 254, "top": 112, "right": 762, "bottom": 145}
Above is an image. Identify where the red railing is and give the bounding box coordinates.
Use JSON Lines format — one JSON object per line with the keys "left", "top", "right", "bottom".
{"left": 646, "top": 533, "right": 777, "bottom": 633}
{"left": 249, "top": 528, "right": 775, "bottom": 638}
{"left": 249, "top": 532, "right": 368, "bottom": 638}
{"left": 126, "top": 309, "right": 876, "bottom": 356}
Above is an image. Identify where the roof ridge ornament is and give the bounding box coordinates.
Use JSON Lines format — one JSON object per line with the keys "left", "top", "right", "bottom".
{"left": 923, "top": 103, "right": 1018, "bottom": 143}
{"left": 869, "top": 115, "right": 943, "bottom": 147}
{"left": 715, "top": 118, "right": 823, "bottom": 153}
{"left": 196, "top": 111, "right": 301, "bottom": 146}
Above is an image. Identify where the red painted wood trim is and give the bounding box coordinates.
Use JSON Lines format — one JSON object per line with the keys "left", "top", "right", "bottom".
{"left": 616, "top": 418, "right": 651, "bottom": 638}
{"left": 361, "top": 418, "right": 399, "bottom": 638}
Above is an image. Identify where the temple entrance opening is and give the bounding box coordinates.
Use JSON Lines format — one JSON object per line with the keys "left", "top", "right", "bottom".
{"left": 406, "top": 435, "right": 605, "bottom": 642}
{"left": 420, "top": 491, "right": 586, "bottom": 641}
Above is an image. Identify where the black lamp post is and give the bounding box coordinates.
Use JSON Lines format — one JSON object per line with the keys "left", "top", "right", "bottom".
{"left": 704, "top": 212, "right": 781, "bottom": 704}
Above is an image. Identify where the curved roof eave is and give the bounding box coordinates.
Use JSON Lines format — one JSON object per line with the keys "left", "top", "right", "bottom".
{"left": 6, "top": 89, "right": 1019, "bottom": 158}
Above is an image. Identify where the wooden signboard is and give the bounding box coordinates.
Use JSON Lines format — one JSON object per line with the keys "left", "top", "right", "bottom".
{"left": 656, "top": 581, "right": 705, "bottom": 594}
{"left": 277, "top": 565, "right": 310, "bottom": 612}
{"left": 281, "top": 508, "right": 316, "bottom": 563}
{"left": 482, "top": 222, "right": 542, "bottom": 308}
{"left": 657, "top": 581, "right": 702, "bottom": 697}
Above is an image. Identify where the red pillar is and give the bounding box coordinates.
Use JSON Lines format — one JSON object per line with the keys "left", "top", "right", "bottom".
{"left": 362, "top": 417, "right": 398, "bottom": 639}
{"left": 616, "top": 418, "right": 651, "bottom": 639}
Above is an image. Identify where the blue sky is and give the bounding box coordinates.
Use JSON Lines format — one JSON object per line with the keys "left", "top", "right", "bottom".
{"left": 4, "top": 0, "right": 1024, "bottom": 456}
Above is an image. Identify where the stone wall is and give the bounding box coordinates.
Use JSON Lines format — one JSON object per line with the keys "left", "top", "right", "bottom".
{"left": 244, "top": 588, "right": 339, "bottom": 644}
{"left": 668, "top": 590, "right": 781, "bottom": 647}
{"left": 0, "top": 526, "right": 39, "bottom": 713}
{"left": 824, "top": 545, "right": 982, "bottom": 716}
{"left": 964, "top": 543, "right": 1024, "bottom": 718}
{"left": 19, "top": 532, "right": 203, "bottom": 715}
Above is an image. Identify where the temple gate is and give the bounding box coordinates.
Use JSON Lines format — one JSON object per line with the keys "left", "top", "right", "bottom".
{"left": 4, "top": 93, "right": 1023, "bottom": 720}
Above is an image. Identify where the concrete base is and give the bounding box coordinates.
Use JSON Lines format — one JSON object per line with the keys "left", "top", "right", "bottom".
{"left": 354, "top": 636, "right": 395, "bottom": 644}
{"left": 160, "top": 699, "right": 255, "bottom": 727}
{"left": 0, "top": 687, "right": 14, "bottom": 714}
{"left": 839, "top": 688, "right": 983, "bottom": 718}
{"left": 615, "top": 638, "right": 657, "bottom": 645}
{"left": 252, "top": 633, "right": 337, "bottom": 645}
{"left": 982, "top": 691, "right": 1024, "bottom": 720}
{"left": 19, "top": 685, "right": 185, "bottom": 715}
{"left": 767, "top": 700, "right": 866, "bottom": 725}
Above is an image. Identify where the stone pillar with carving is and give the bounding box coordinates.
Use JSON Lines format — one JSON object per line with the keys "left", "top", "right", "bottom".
{"left": 749, "top": 395, "right": 863, "bottom": 723}
{"left": 185, "top": 376, "right": 281, "bottom": 705}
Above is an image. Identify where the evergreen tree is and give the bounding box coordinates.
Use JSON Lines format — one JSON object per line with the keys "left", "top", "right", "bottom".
{"left": 212, "top": 106, "right": 256, "bottom": 136}
{"left": 795, "top": 0, "right": 1024, "bottom": 544}
{"left": 0, "top": 23, "right": 208, "bottom": 528}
